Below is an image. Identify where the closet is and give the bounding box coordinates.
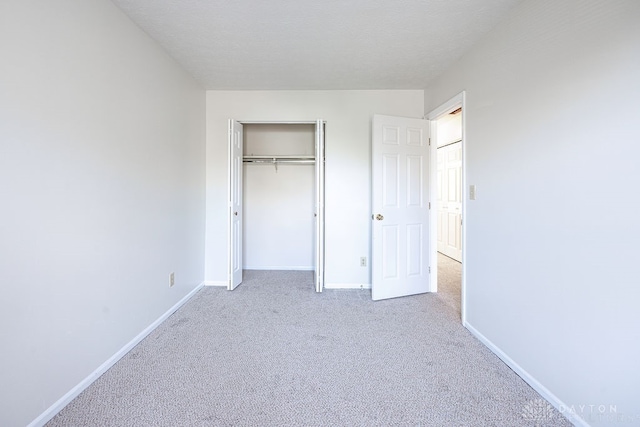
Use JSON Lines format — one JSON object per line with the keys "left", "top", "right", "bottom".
{"left": 228, "top": 120, "right": 325, "bottom": 292}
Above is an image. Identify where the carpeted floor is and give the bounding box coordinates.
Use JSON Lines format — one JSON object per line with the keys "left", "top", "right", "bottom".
{"left": 47, "top": 261, "right": 570, "bottom": 426}
{"left": 436, "top": 253, "right": 462, "bottom": 317}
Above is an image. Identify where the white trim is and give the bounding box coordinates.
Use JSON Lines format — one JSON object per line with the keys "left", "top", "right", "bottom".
{"left": 227, "top": 119, "right": 233, "bottom": 291}
{"left": 428, "top": 119, "right": 438, "bottom": 295}
{"left": 27, "top": 283, "right": 204, "bottom": 427}
{"left": 204, "top": 280, "right": 227, "bottom": 287}
{"left": 324, "top": 282, "right": 371, "bottom": 290}
{"left": 427, "top": 92, "right": 464, "bottom": 120}
{"left": 464, "top": 321, "right": 587, "bottom": 427}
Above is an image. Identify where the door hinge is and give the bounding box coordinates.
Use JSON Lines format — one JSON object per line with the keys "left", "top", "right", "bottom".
{"left": 428, "top": 137, "right": 431, "bottom": 146}
{"left": 429, "top": 266, "right": 431, "bottom": 273}
{"left": 428, "top": 202, "right": 431, "bottom": 209}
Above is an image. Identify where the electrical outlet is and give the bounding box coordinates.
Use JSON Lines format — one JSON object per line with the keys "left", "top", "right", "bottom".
{"left": 170, "top": 272, "right": 175, "bottom": 287}
{"left": 360, "top": 257, "right": 367, "bottom": 267}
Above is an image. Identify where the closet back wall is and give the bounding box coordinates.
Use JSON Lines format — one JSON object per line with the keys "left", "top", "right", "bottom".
{"left": 205, "top": 91, "right": 424, "bottom": 288}
{"left": 243, "top": 124, "right": 315, "bottom": 270}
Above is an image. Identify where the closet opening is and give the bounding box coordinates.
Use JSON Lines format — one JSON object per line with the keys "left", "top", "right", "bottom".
{"left": 244, "top": 123, "right": 315, "bottom": 270}
{"left": 228, "top": 120, "right": 325, "bottom": 293}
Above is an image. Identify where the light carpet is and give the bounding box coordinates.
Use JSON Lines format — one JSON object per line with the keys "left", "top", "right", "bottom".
{"left": 47, "top": 265, "right": 570, "bottom": 426}
{"left": 436, "top": 253, "right": 462, "bottom": 317}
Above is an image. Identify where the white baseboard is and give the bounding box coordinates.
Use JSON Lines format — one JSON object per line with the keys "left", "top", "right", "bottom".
{"left": 28, "top": 283, "right": 205, "bottom": 427}
{"left": 204, "top": 280, "right": 227, "bottom": 287}
{"left": 324, "top": 282, "right": 371, "bottom": 290}
{"left": 464, "top": 321, "right": 589, "bottom": 427}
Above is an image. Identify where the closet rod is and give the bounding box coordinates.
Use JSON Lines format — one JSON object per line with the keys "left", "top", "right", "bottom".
{"left": 437, "top": 138, "right": 463, "bottom": 149}
{"left": 243, "top": 158, "right": 315, "bottom": 164}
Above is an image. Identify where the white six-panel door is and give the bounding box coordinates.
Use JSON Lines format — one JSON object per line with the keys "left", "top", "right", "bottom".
{"left": 437, "top": 142, "right": 462, "bottom": 261}
{"left": 372, "top": 115, "right": 430, "bottom": 301}
{"left": 228, "top": 120, "right": 243, "bottom": 290}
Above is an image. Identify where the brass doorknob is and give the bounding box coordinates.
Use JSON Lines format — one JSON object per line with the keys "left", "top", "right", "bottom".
{"left": 375, "top": 214, "right": 384, "bottom": 221}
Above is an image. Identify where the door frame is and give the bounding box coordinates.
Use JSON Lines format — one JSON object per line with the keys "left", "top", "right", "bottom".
{"left": 427, "top": 91, "right": 466, "bottom": 324}
{"left": 228, "top": 119, "right": 325, "bottom": 292}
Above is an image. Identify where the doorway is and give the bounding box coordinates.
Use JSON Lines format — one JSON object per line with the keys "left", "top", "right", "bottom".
{"left": 428, "top": 93, "right": 465, "bottom": 322}
{"left": 436, "top": 111, "right": 462, "bottom": 262}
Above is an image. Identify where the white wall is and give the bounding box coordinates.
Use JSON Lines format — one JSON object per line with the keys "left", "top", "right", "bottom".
{"left": 0, "top": 1, "right": 206, "bottom": 426}
{"left": 205, "top": 91, "right": 424, "bottom": 287}
{"left": 425, "top": 0, "right": 640, "bottom": 425}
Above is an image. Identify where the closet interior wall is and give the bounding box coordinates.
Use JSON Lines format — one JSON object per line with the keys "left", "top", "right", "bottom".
{"left": 243, "top": 124, "right": 316, "bottom": 270}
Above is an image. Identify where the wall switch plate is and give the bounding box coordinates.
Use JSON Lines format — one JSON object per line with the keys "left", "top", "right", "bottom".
{"left": 170, "top": 272, "right": 175, "bottom": 287}
{"left": 360, "top": 257, "right": 367, "bottom": 267}
{"left": 469, "top": 185, "right": 476, "bottom": 200}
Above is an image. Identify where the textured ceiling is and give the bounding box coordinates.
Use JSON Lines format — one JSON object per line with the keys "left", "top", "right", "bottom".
{"left": 111, "top": 0, "right": 523, "bottom": 90}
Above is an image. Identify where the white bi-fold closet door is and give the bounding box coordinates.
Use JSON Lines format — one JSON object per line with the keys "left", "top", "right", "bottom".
{"left": 228, "top": 120, "right": 325, "bottom": 292}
